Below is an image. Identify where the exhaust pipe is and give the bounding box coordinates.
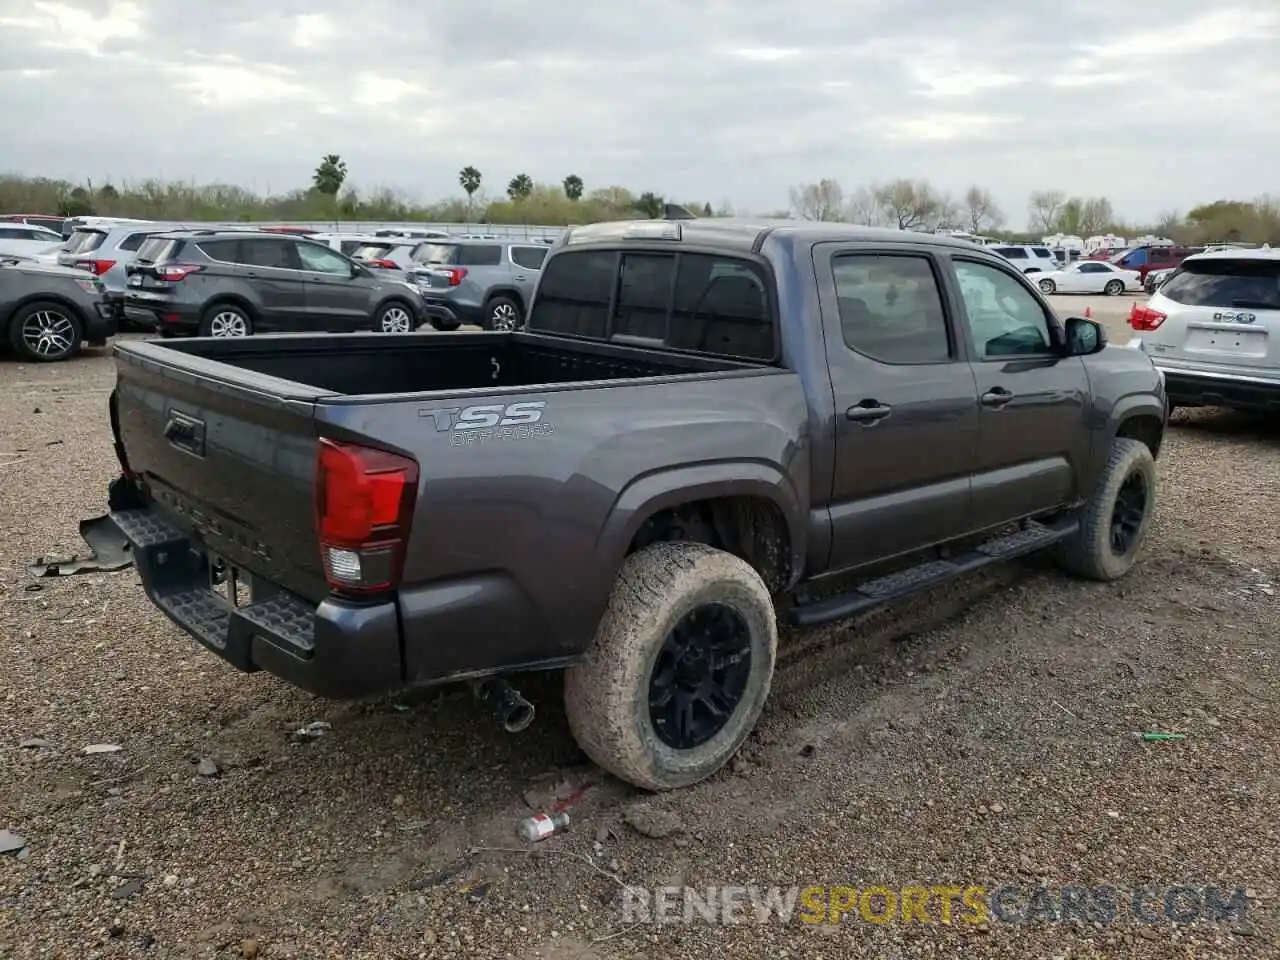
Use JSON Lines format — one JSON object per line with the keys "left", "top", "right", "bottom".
{"left": 470, "top": 678, "right": 535, "bottom": 733}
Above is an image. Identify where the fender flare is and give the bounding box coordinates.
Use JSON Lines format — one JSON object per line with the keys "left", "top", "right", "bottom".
{"left": 596, "top": 460, "right": 807, "bottom": 588}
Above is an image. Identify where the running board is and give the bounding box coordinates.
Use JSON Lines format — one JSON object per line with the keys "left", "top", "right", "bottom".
{"left": 789, "top": 519, "right": 1077, "bottom": 627}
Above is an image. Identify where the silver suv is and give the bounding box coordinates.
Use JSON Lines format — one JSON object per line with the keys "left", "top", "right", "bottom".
{"left": 1128, "top": 249, "right": 1280, "bottom": 414}
{"left": 56, "top": 222, "right": 181, "bottom": 327}
{"left": 405, "top": 239, "right": 549, "bottom": 330}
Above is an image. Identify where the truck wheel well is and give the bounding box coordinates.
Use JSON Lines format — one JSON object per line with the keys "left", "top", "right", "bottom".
{"left": 1116, "top": 414, "right": 1163, "bottom": 459}
{"left": 627, "top": 496, "right": 791, "bottom": 594}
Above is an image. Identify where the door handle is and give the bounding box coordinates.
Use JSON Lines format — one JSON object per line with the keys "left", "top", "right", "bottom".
{"left": 846, "top": 400, "right": 891, "bottom": 423}
{"left": 514, "top": 275, "right": 528, "bottom": 281}
{"left": 981, "top": 387, "right": 1014, "bottom": 408}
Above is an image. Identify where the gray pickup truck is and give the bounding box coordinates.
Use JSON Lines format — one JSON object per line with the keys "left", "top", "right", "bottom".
{"left": 97, "top": 218, "right": 1167, "bottom": 791}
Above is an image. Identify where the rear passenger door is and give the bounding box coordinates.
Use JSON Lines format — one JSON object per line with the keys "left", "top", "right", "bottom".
{"left": 228, "top": 238, "right": 307, "bottom": 330}
{"left": 945, "top": 257, "right": 1090, "bottom": 529}
{"left": 814, "top": 244, "right": 981, "bottom": 572}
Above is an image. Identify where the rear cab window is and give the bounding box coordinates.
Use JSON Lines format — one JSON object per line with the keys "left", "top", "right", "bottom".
{"left": 528, "top": 249, "right": 776, "bottom": 362}
{"left": 1159, "top": 258, "right": 1280, "bottom": 310}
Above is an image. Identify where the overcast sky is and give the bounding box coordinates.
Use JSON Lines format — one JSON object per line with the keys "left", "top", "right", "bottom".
{"left": 1, "top": 0, "right": 1276, "bottom": 226}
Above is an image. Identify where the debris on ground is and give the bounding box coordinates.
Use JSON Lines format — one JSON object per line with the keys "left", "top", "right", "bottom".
{"left": 0, "top": 829, "right": 27, "bottom": 856}
{"left": 83, "top": 743, "right": 123, "bottom": 755}
{"left": 19, "top": 737, "right": 53, "bottom": 749}
{"left": 621, "top": 802, "right": 684, "bottom": 839}
{"left": 196, "top": 758, "right": 220, "bottom": 777}
{"left": 292, "top": 721, "right": 330, "bottom": 740}
{"left": 26, "top": 514, "right": 133, "bottom": 577}
{"left": 1141, "top": 731, "right": 1188, "bottom": 741}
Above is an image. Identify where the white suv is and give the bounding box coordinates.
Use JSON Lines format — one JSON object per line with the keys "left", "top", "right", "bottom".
{"left": 1127, "top": 249, "right": 1280, "bottom": 413}
{"left": 989, "top": 244, "right": 1058, "bottom": 274}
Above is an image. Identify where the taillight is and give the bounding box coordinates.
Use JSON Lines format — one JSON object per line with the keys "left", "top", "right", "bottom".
{"left": 315, "top": 439, "right": 418, "bottom": 596}
{"left": 1128, "top": 303, "right": 1167, "bottom": 331}
{"left": 156, "top": 263, "right": 203, "bottom": 282}
{"left": 443, "top": 267, "right": 467, "bottom": 286}
{"left": 368, "top": 258, "right": 399, "bottom": 269}
{"left": 75, "top": 259, "right": 115, "bottom": 276}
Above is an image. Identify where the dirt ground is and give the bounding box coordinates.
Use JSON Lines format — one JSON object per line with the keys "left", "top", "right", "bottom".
{"left": 1, "top": 321, "right": 1277, "bottom": 960}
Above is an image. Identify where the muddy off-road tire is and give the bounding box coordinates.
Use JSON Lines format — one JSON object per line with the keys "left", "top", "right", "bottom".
{"left": 1056, "top": 437, "right": 1157, "bottom": 581}
{"left": 564, "top": 542, "right": 778, "bottom": 792}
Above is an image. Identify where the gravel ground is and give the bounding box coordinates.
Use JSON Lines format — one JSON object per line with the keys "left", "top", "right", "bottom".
{"left": 1, "top": 336, "right": 1278, "bottom": 960}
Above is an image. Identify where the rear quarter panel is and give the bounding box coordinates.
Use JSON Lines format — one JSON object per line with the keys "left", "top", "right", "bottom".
{"left": 314, "top": 370, "right": 811, "bottom": 678}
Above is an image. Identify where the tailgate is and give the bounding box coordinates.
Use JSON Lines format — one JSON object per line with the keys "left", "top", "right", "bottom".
{"left": 113, "top": 345, "right": 329, "bottom": 602}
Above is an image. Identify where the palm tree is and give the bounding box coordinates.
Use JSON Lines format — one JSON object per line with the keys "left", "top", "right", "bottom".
{"left": 459, "top": 166, "right": 482, "bottom": 217}
{"left": 312, "top": 154, "right": 347, "bottom": 198}
{"left": 563, "top": 174, "right": 584, "bottom": 202}
{"left": 507, "top": 174, "right": 534, "bottom": 202}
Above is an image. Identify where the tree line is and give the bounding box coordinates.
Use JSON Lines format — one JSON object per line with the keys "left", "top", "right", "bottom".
{"left": 1, "top": 154, "right": 1276, "bottom": 245}
{"left": 788, "top": 178, "right": 1280, "bottom": 246}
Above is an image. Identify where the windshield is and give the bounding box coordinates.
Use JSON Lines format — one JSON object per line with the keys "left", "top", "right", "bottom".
{"left": 1160, "top": 258, "right": 1280, "bottom": 310}
{"left": 1108, "top": 248, "right": 1136, "bottom": 264}
{"left": 63, "top": 229, "right": 106, "bottom": 255}
{"left": 411, "top": 242, "right": 459, "bottom": 265}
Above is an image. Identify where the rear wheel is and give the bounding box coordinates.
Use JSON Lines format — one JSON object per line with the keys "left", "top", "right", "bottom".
{"left": 564, "top": 542, "right": 778, "bottom": 792}
{"left": 429, "top": 317, "right": 461, "bottom": 332}
{"left": 1038, "top": 278, "right": 1057, "bottom": 295}
{"left": 486, "top": 296, "right": 522, "bottom": 331}
{"left": 8, "top": 300, "right": 83, "bottom": 362}
{"left": 1103, "top": 279, "right": 1123, "bottom": 296}
{"left": 198, "top": 304, "right": 252, "bottom": 337}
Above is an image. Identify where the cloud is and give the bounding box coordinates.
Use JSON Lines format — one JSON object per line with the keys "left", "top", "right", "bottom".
{"left": 0, "top": 0, "right": 1276, "bottom": 224}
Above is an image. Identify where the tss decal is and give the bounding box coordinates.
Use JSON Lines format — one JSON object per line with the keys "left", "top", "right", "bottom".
{"left": 422, "top": 401, "right": 546, "bottom": 431}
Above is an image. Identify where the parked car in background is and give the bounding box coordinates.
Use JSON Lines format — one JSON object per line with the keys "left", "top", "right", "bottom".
{"left": 1034, "top": 260, "right": 1142, "bottom": 296}
{"left": 1, "top": 213, "right": 70, "bottom": 236}
{"left": 1, "top": 254, "right": 115, "bottom": 362}
{"left": 348, "top": 239, "right": 420, "bottom": 277}
{"left": 405, "top": 238, "right": 549, "bottom": 329}
{"left": 122, "top": 230, "right": 431, "bottom": 337}
{"left": 0, "top": 222, "right": 64, "bottom": 257}
{"left": 1111, "top": 245, "right": 1203, "bottom": 282}
{"left": 1128, "top": 248, "right": 1280, "bottom": 413}
{"left": 56, "top": 222, "right": 180, "bottom": 328}
{"left": 1144, "top": 267, "right": 1175, "bottom": 295}
{"left": 989, "top": 244, "right": 1059, "bottom": 274}
{"left": 375, "top": 228, "right": 451, "bottom": 240}
{"left": 308, "top": 233, "right": 395, "bottom": 257}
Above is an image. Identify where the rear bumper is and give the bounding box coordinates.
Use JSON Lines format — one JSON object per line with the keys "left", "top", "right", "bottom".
{"left": 1157, "top": 365, "right": 1280, "bottom": 411}
{"left": 111, "top": 506, "right": 402, "bottom": 699}
{"left": 123, "top": 295, "right": 200, "bottom": 332}
{"left": 85, "top": 298, "right": 117, "bottom": 344}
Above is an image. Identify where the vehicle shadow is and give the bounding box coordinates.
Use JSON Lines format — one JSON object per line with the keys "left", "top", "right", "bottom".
{"left": 1170, "top": 406, "right": 1280, "bottom": 442}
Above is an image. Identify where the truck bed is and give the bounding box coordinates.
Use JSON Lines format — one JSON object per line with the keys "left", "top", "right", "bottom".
{"left": 149, "top": 330, "right": 760, "bottom": 395}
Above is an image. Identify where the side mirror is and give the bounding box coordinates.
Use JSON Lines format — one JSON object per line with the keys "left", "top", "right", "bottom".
{"left": 1064, "top": 316, "right": 1107, "bottom": 356}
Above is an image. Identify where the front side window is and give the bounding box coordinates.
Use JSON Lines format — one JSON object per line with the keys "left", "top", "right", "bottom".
{"left": 953, "top": 261, "right": 1054, "bottom": 358}
{"left": 295, "top": 242, "right": 350, "bottom": 274}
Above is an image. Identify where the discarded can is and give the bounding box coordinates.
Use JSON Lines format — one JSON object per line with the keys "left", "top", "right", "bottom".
{"left": 519, "top": 812, "right": 570, "bottom": 842}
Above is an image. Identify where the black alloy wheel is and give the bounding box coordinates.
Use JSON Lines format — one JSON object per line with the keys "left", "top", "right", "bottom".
{"left": 1110, "top": 471, "right": 1148, "bottom": 555}
{"left": 647, "top": 603, "right": 753, "bottom": 750}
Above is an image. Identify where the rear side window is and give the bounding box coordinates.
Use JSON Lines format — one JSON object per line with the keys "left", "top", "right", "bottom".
{"left": 196, "top": 239, "right": 241, "bottom": 262}
{"left": 530, "top": 250, "right": 616, "bottom": 337}
{"left": 352, "top": 244, "right": 393, "bottom": 260}
{"left": 1160, "top": 259, "right": 1280, "bottom": 310}
{"left": 510, "top": 245, "right": 548, "bottom": 270}
{"left": 64, "top": 229, "right": 106, "bottom": 254}
{"left": 136, "top": 237, "right": 180, "bottom": 262}
{"left": 242, "top": 238, "right": 301, "bottom": 269}
{"left": 669, "top": 255, "right": 772, "bottom": 360}
{"left": 412, "top": 242, "right": 459, "bottom": 265}
{"left": 459, "top": 244, "right": 502, "bottom": 266}
{"left": 834, "top": 254, "right": 951, "bottom": 364}
{"left": 117, "top": 232, "right": 154, "bottom": 252}
{"left": 1033, "top": 248, "right": 1054, "bottom": 258}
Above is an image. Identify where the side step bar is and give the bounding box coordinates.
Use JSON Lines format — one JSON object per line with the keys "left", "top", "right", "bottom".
{"left": 789, "top": 519, "right": 1077, "bottom": 627}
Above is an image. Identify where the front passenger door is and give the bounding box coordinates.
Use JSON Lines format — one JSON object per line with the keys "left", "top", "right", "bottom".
{"left": 817, "top": 246, "right": 981, "bottom": 573}
{"left": 948, "top": 258, "right": 1091, "bottom": 531}
{"left": 296, "top": 242, "right": 371, "bottom": 331}
{"left": 236, "top": 238, "right": 307, "bottom": 330}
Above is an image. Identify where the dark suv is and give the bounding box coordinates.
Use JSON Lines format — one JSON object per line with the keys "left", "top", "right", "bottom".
{"left": 1, "top": 255, "right": 115, "bottom": 362}
{"left": 122, "top": 231, "right": 433, "bottom": 337}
